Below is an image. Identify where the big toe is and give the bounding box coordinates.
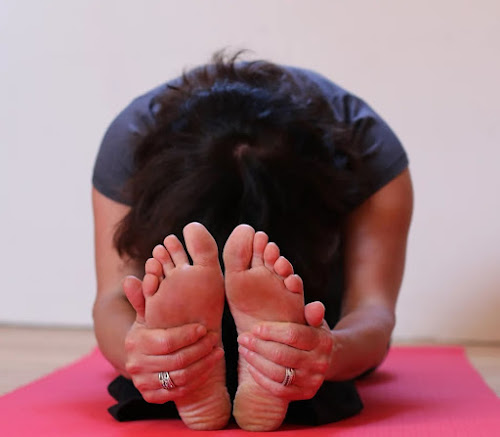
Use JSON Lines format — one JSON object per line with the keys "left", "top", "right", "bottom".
{"left": 223, "top": 224, "right": 255, "bottom": 273}
{"left": 183, "top": 222, "right": 220, "bottom": 267}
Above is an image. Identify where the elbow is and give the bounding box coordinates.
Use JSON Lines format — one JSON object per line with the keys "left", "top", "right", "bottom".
{"left": 387, "top": 309, "right": 396, "bottom": 333}
{"left": 92, "top": 292, "right": 110, "bottom": 327}
{"left": 92, "top": 296, "right": 102, "bottom": 329}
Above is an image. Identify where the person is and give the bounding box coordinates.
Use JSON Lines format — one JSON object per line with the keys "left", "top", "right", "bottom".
{"left": 92, "top": 51, "right": 413, "bottom": 431}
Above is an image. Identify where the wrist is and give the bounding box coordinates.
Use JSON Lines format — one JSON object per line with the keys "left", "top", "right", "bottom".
{"left": 325, "top": 323, "right": 392, "bottom": 381}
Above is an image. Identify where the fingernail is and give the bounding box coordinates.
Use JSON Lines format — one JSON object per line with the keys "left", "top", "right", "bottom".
{"left": 238, "top": 334, "right": 250, "bottom": 346}
{"left": 252, "top": 324, "right": 262, "bottom": 335}
{"left": 202, "top": 332, "right": 216, "bottom": 346}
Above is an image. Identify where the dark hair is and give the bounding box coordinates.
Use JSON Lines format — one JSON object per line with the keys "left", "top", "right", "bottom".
{"left": 114, "top": 51, "right": 365, "bottom": 299}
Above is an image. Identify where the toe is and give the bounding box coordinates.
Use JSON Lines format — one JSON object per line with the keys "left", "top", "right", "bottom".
{"left": 164, "top": 234, "right": 189, "bottom": 266}
{"left": 123, "top": 275, "right": 146, "bottom": 321}
{"left": 223, "top": 224, "right": 255, "bottom": 273}
{"left": 152, "top": 244, "right": 174, "bottom": 275}
{"left": 145, "top": 256, "right": 164, "bottom": 278}
{"left": 273, "top": 256, "right": 294, "bottom": 278}
{"left": 284, "top": 274, "right": 303, "bottom": 294}
{"left": 251, "top": 231, "right": 268, "bottom": 267}
{"left": 263, "top": 242, "right": 280, "bottom": 270}
{"left": 142, "top": 273, "right": 160, "bottom": 298}
{"left": 304, "top": 301, "right": 325, "bottom": 327}
{"left": 183, "top": 222, "right": 220, "bottom": 267}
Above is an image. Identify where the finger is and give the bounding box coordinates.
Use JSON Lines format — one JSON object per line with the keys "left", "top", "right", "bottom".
{"left": 166, "top": 346, "right": 224, "bottom": 388}
{"left": 135, "top": 374, "right": 207, "bottom": 403}
{"left": 239, "top": 334, "right": 330, "bottom": 375}
{"left": 239, "top": 345, "right": 285, "bottom": 384}
{"left": 239, "top": 345, "right": 311, "bottom": 389}
{"left": 163, "top": 331, "right": 219, "bottom": 371}
{"left": 126, "top": 331, "right": 219, "bottom": 375}
{"left": 246, "top": 364, "right": 319, "bottom": 402}
{"left": 152, "top": 324, "right": 211, "bottom": 355}
{"left": 250, "top": 322, "right": 321, "bottom": 351}
{"left": 238, "top": 334, "right": 303, "bottom": 368}
{"left": 134, "top": 347, "right": 224, "bottom": 403}
{"left": 127, "top": 323, "right": 207, "bottom": 355}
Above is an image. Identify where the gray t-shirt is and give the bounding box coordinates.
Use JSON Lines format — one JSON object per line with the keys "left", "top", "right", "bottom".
{"left": 93, "top": 67, "right": 408, "bottom": 207}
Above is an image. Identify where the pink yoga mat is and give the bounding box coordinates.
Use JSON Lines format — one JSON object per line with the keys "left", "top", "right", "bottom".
{"left": 0, "top": 347, "right": 499, "bottom": 436}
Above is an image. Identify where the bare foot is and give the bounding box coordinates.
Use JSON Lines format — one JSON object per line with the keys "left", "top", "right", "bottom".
{"left": 223, "top": 224, "right": 305, "bottom": 431}
{"left": 143, "top": 222, "right": 230, "bottom": 430}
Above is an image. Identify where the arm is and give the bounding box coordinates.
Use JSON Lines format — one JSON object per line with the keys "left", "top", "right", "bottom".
{"left": 327, "top": 167, "right": 413, "bottom": 380}
{"left": 92, "top": 188, "right": 217, "bottom": 401}
{"left": 235, "top": 169, "right": 413, "bottom": 399}
{"left": 92, "top": 186, "right": 140, "bottom": 375}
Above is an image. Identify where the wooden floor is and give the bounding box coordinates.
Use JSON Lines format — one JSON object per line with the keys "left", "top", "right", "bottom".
{"left": 1, "top": 325, "right": 499, "bottom": 397}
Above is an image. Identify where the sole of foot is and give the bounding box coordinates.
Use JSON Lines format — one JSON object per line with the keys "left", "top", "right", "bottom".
{"left": 143, "top": 222, "right": 231, "bottom": 430}
{"left": 223, "top": 224, "right": 305, "bottom": 431}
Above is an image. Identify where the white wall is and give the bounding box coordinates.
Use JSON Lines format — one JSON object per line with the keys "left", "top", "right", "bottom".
{"left": 1, "top": 0, "right": 499, "bottom": 342}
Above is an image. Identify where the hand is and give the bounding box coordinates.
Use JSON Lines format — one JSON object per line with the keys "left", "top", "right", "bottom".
{"left": 122, "top": 276, "right": 224, "bottom": 404}
{"left": 123, "top": 321, "right": 224, "bottom": 404}
{"left": 237, "top": 302, "right": 334, "bottom": 401}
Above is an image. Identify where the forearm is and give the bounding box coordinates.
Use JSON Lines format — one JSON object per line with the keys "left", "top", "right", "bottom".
{"left": 325, "top": 303, "right": 395, "bottom": 381}
{"left": 93, "top": 289, "right": 136, "bottom": 377}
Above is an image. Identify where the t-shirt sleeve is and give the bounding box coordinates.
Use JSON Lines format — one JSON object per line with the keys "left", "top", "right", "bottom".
{"left": 341, "top": 93, "right": 409, "bottom": 205}
{"left": 290, "top": 67, "right": 409, "bottom": 206}
{"left": 92, "top": 88, "right": 161, "bottom": 205}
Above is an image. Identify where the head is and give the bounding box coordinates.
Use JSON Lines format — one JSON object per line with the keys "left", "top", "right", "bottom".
{"left": 115, "top": 51, "right": 364, "bottom": 298}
